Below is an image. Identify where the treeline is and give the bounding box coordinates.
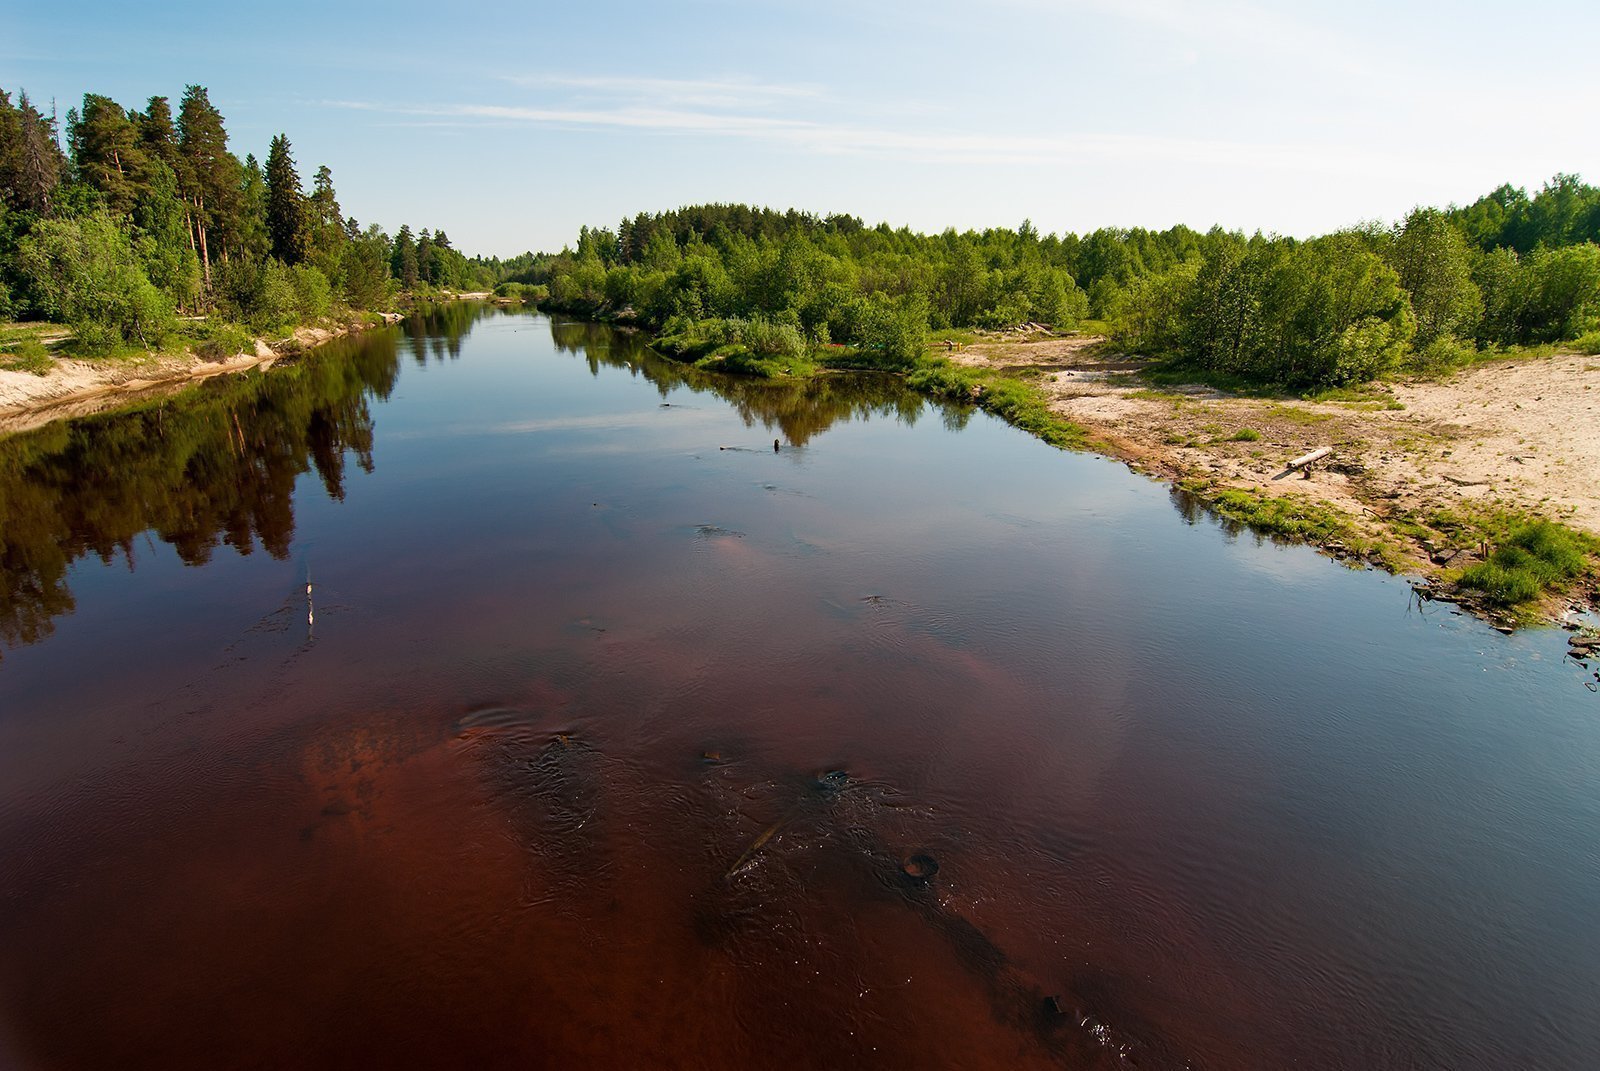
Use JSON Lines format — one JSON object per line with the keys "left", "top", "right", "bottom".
{"left": 1114, "top": 179, "right": 1600, "bottom": 384}
{"left": 521, "top": 178, "right": 1600, "bottom": 387}
{"left": 0, "top": 84, "right": 499, "bottom": 354}
{"left": 511, "top": 207, "right": 1088, "bottom": 369}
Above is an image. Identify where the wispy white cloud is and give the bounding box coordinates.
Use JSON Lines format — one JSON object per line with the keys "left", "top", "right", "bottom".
{"left": 322, "top": 95, "right": 1442, "bottom": 180}
{"left": 499, "top": 73, "right": 827, "bottom": 109}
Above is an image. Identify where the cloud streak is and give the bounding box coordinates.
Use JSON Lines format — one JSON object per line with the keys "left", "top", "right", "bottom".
{"left": 324, "top": 96, "right": 1437, "bottom": 179}
{"left": 498, "top": 73, "right": 827, "bottom": 109}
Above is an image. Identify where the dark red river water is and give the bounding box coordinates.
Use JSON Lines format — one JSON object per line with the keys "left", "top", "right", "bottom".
{"left": 1, "top": 308, "right": 1597, "bottom": 1068}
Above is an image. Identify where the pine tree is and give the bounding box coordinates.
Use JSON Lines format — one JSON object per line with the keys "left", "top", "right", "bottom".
{"left": 392, "top": 224, "right": 419, "bottom": 289}
{"left": 137, "top": 96, "right": 180, "bottom": 173}
{"left": 176, "top": 85, "right": 243, "bottom": 284}
{"left": 307, "top": 163, "right": 345, "bottom": 272}
{"left": 264, "top": 133, "right": 309, "bottom": 265}
{"left": 0, "top": 89, "right": 66, "bottom": 215}
{"left": 68, "top": 93, "right": 149, "bottom": 218}
{"left": 416, "top": 229, "right": 435, "bottom": 286}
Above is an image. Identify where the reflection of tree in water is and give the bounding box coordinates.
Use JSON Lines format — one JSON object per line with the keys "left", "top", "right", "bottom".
{"left": 405, "top": 300, "right": 496, "bottom": 366}
{"left": 547, "top": 317, "right": 973, "bottom": 447}
{"left": 0, "top": 330, "right": 403, "bottom": 657}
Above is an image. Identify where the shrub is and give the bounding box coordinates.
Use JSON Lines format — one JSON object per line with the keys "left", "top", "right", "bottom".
{"left": 192, "top": 322, "right": 254, "bottom": 360}
{"left": 1403, "top": 334, "right": 1479, "bottom": 375}
{"left": 292, "top": 264, "right": 333, "bottom": 321}
{"left": 15, "top": 211, "right": 177, "bottom": 353}
{"left": 253, "top": 260, "right": 300, "bottom": 331}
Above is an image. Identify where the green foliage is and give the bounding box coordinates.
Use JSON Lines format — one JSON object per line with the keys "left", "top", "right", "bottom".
{"left": 1402, "top": 333, "right": 1480, "bottom": 375}
{"left": 1458, "top": 520, "right": 1594, "bottom": 607}
{"left": 1388, "top": 208, "right": 1482, "bottom": 346}
{"left": 1170, "top": 232, "right": 1414, "bottom": 387}
{"left": 292, "top": 263, "right": 332, "bottom": 321}
{"left": 341, "top": 225, "right": 393, "bottom": 310}
{"left": 906, "top": 359, "right": 1091, "bottom": 450}
{"left": 525, "top": 205, "right": 1087, "bottom": 361}
{"left": 1201, "top": 486, "right": 1354, "bottom": 543}
{"left": 1450, "top": 174, "right": 1600, "bottom": 255}
{"left": 15, "top": 210, "right": 175, "bottom": 352}
{"left": 1, "top": 336, "right": 51, "bottom": 373}
{"left": 0, "top": 78, "right": 498, "bottom": 353}
{"left": 131, "top": 157, "right": 202, "bottom": 310}
{"left": 850, "top": 292, "right": 929, "bottom": 367}
{"left": 214, "top": 257, "right": 305, "bottom": 331}
{"left": 192, "top": 321, "right": 252, "bottom": 360}
{"left": 1227, "top": 427, "right": 1261, "bottom": 441}
{"left": 1520, "top": 243, "right": 1600, "bottom": 342}
{"left": 0, "top": 89, "right": 67, "bottom": 215}
{"left": 1113, "top": 262, "right": 1198, "bottom": 353}
{"left": 176, "top": 84, "right": 243, "bottom": 277}
{"left": 655, "top": 315, "right": 811, "bottom": 375}
{"left": 264, "top": 133, "right": 310, "bottom": 265}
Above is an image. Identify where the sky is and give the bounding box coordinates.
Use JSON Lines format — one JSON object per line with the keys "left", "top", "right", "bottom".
{"left": 4, "top": 0, "right": 1599, "bottom": 258}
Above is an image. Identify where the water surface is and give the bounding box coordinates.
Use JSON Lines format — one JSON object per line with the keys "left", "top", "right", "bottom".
{"left": 1, "top": 307, "right": 1597, "bottom": 1069}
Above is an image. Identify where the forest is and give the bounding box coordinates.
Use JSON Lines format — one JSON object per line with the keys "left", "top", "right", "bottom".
{"left": 0, "top": 83, "right": 505, "bottom": 359}
{"left": 516, "top": 180, "right": 1600, "bottom": 388}
{"left": 5, "top": 80, "right": 1599, "bottom": 394}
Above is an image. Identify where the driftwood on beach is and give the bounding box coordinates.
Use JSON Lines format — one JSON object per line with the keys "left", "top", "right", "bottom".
{"left": 1286, "top": 446, "right": 1332, "bottom": 478}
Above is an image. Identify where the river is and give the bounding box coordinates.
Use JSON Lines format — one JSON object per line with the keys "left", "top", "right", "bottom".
{"left": 1, "top": 305, "right": 1596, "bottom": 1069}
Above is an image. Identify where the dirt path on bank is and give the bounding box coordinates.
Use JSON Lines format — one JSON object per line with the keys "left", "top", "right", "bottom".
{"left": 951, "top": 334, "right": 1600, "bottom": 595}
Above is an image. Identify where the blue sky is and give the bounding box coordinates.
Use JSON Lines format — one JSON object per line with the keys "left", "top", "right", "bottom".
{"left": 4, "top": 0, "right": 1598, "bottom": 257}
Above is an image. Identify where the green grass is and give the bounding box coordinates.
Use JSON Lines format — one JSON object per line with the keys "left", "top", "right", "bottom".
{"left": 1457, "top": 519, "right": 1596, "bottom": 608}
{"left": 692, "top": 347, "right": 816, "bottom": 378}
{"left": 1177, "top": 480, "right": 1410, "bottom": 569}
{"left": 1262, "top": 402, "right": 1334, "bottom": 425}
{"left": 906, "top": 358, "right": 1093, "bottom": 451}
{"left": 1304, "top": 383, "right": 1406, "bottom": 410}
{"left": 1204, "top": 486, "right": 1352, "bottom": 542}
{"left": 0, "top": 338, "right": 53, "bottom": 374}
{"left": 1226, "top": 427, "right": 1262, "bottom": 442}
{"left": 1138, "top": 360, "right": 1280, "bottom": 397}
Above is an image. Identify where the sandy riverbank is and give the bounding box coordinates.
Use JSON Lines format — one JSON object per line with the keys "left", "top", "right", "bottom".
{"left": 950, "top": 334, "right": 1600, "bottom": 616}
{"left": 0, "top": 315, "right": 403, "bottom": 435}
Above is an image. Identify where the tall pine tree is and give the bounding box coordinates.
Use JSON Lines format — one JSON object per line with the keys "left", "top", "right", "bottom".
{"left": 67, "top": 93, "right": 149, "bottom": 218}
{"left": 176, "top": 85, "right": 242, "bottom": 283}
{"left": 0, "top": 88, "right": 65, "bottom": 215}
{"left": 264, "top": 133, "right": 309, "bottom": 265}
{"left": 391, "top": 224, "right": 419, "bottom": 289}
